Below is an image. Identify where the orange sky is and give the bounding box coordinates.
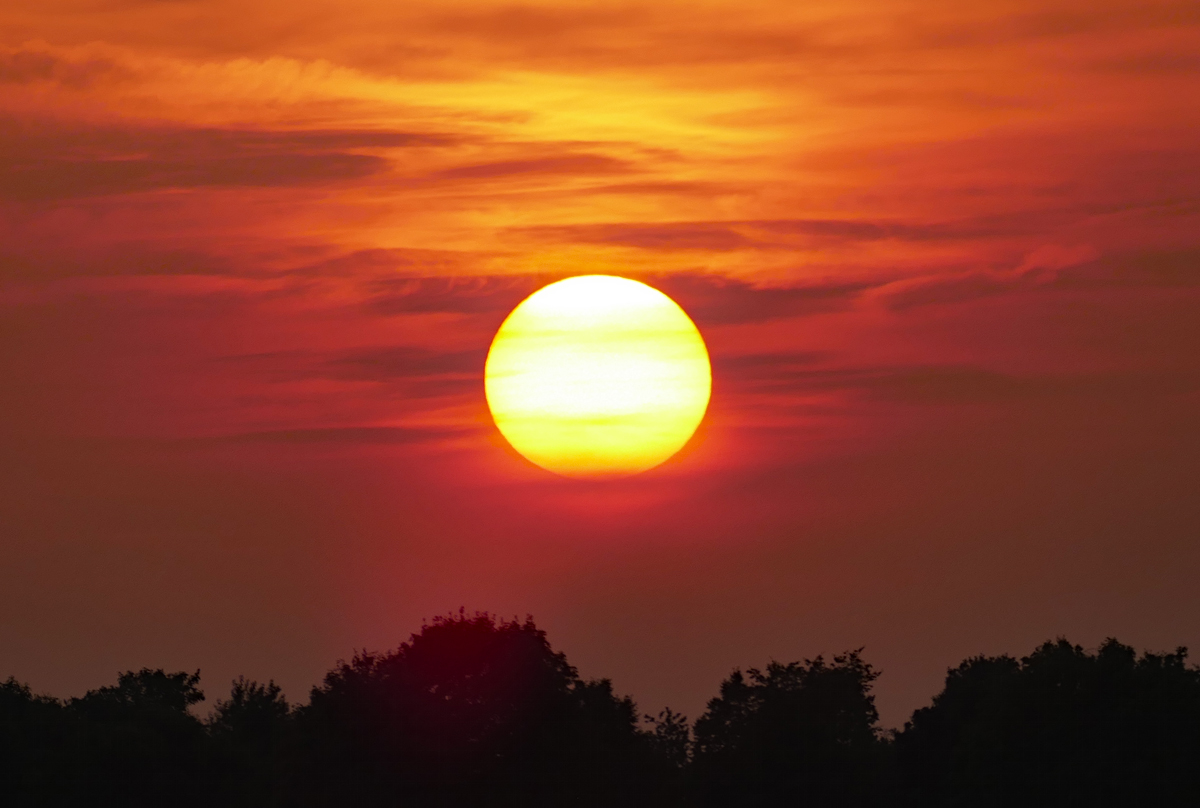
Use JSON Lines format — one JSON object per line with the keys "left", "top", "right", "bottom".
{"left": 2, "top": 0, "right": 1198, "bottom": 725}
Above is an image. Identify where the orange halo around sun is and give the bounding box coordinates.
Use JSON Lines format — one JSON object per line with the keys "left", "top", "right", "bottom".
{"left": 484, "top": 275, "right": 712, "bottom": 478}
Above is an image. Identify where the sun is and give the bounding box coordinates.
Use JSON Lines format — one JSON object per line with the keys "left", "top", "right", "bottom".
{"left": 485, "top": 275, "right": 712, "bottom": 478}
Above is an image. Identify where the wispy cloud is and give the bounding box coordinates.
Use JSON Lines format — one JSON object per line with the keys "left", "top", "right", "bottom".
{"left": 365, "top": 275, "right": 540, "bottom": 316}
{"left": 430, "top": 154, "right": 632, "bottom": 182}
{"left": 653, "top": 273, "right": 871, "bottom": 324}
{"left": 0, "top": 116, "right": 452, "bottom": 200}
{"left": 0, "top": 45, "right": 125, "bottom": 87}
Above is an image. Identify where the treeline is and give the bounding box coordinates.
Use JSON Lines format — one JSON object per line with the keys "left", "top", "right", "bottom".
{"left": 5, "top": 613, "right": 1200, "bottom": 807}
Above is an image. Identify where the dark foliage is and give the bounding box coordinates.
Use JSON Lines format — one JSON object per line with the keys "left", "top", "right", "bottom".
{"left": 0, "top": 676, "right": 69, "bottom": 803}
{"left": 692, "top": 650, "right": 884, "bottom": 807}
{"left": 896, "top": 637, "right": 1200, "bottom": 807}
{"left": 6, "top": 621, "right": 1200, "bottom": 808}
{"left": 0, "top": 668, "right": 212, "bottom": 806}
{"left": 208, "top": 676, "right": 292, "bottom": 806}
{"left": 290, "top": 611, "right": 655, "bottom": 807}
{"left": 645, "top": 706, "right": 692, "bottom": 769}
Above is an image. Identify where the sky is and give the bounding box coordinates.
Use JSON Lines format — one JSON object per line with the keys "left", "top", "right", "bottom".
{"left": 1, "top": 0, "right": 1198, "bottom": 727}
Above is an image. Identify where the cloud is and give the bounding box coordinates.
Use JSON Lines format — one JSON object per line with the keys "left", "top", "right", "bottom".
{"left": 880, "top": 273, "right": 1029, "bottom": 310}
{"left": 298, "top": 248, "right": 488, "bottom": 278}
{"left": 322, "top": 346, "right": 486, "bottom": 380}
{"left": 430, "top": 154, "right": 632, "bottom": 181}
{"left": 572, "top": 179, "right": 748, "bottom": 200}
{"left": 514, "top": 215, "right": 1052, "bottom": 252}
{"left": 364, "top": 270, "right": 869, "bottom": 325}
{"left": 0, "top": 154, "right": 385, "bottom": 200}
{"left": 366, "top": 275, "right": 541, "bottom": 316}
{"left": 0, "top": 244, "right": 503, "bottom": 284}
{"left": 606, "top": 223, "right": 755, "bottom": 251}
{"left": 0, "top": 116, "right": 452, "bottom": 200}
{"left": 747, "top": 218, "right": 1024, "bottom": 241}
{"left": 1058, "top": 248, "right": 1200, "bottom": 289}
{"left": 0, "top": 46, "right": 124, "bottom": 87}
{"left": 874, "top": 245, "right": 1099, "bottom": 310}
{"left": 717, "top": 354, "right": 1200, "bottom": 406}
{"left": 514, "top": 222, "right": 752, "bottom": 251}
{"left": 0, "top": 246, "right": 244, "bottom": 282}
{"left": 222, "top": 345, "right": 486, "bottom": 399}
{"left": 872, "top": 244, "right": 1200, "bottom": 312}
{"left": 711, "top": 350, "right": 831, "bottom": 381}
{"left": 1089, "top": 48, "right": 1200, "bottom": 74}
{"left": 862, "top": 366, "right": 1200, "bottom": 405}
{"left": 186, "top": 424, "right": 473, "bottom": 446}
{"left": 652, "top": 272, "right": 870, "bottom": 324}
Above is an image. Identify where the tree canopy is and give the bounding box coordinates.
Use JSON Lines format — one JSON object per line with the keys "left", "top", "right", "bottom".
{"left": 692, "top": 651, "right": 883, "bottom": 806}
{"left": 5, "top": 620, "right": 1200, "bottom": 808}
{"left": 292, "top": 611, "right": 650, "bottom": 806}
{"left": 897, "top": 638, "right": 1200, "bottom": 806}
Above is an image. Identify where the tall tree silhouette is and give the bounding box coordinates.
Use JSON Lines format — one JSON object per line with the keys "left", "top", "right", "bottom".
{"left": 692, "top": 650, "right": 884, "bottom": 807}
{"left": 291, "top": 611, "right": 653, "bottom": 807}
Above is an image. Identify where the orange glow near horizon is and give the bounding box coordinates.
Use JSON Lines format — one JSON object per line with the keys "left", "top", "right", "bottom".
{"left": 485, "top": 276, "right": 711, "bottom": 477}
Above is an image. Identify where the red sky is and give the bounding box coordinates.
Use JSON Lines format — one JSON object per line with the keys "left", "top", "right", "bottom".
{"left": 2, "top": 0, "right": 1198, "bottom": 726}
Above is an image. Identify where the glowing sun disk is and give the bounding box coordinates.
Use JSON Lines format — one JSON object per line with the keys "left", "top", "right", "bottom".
{"left": 484, "top": 275, "right": 712, "bottom": 477}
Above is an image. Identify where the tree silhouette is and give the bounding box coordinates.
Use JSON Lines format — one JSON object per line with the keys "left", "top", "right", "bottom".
{"left": 209, "top": 676, "right": 290, "bottom": 756}
{"left": 208, "top": 677, "right": 291, "bottom": 806}
{"left": 61, "top": 668, "right": 209, "bottom": 806}
{"left": 645, "top": 707, "right": 692, "bottom": 769}
{"left": 291, "top": 611, "right": 654, "bottom": 807}
{"left": 692, "top": 650, "right": 884, "bottom": 807}
{"left": 8, "top": 621, "right": 1200, "bottom": 808}
{"left": 897, "top": 638, "right": 1200, "bottom": 806}
{"left": 0, "top": 677, "right": 69, "bottom": 804}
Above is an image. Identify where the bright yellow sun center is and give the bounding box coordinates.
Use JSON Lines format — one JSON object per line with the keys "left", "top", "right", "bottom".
{"left": 485, "top": 275, "right": 712, "bottom": 478}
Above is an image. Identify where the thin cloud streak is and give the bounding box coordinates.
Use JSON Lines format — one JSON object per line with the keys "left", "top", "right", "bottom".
{"left": 0, "top": 117, "right": 454, "bottom": 200}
